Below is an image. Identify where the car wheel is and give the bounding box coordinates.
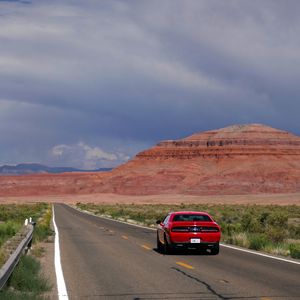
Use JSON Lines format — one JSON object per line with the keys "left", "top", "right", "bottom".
{"left": 163, "top": 235, "right": 172, "bottom": 254}
{"left": 210, "top": 244, "right": 219, "bottom": 255}
{"left": 157, "top": 233, "right": 163, "bottom": 252}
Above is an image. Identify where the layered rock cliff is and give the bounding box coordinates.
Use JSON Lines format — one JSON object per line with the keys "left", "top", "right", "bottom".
{"left": 138, "top": 124, "right": 300, "bottom": 159}
{"left": 95, "top": 124, "right": 300, "bottom": 195}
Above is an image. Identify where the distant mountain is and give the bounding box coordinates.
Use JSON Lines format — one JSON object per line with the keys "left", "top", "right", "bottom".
{"left": 0, "top": 163, "right": 112, "bottom": 175}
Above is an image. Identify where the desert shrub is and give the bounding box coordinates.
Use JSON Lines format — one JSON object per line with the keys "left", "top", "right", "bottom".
{"left": 263, "top": 244, "right": 289, "bottom": 256}
{"left": 267, "top": 211, "right": 288, "bottom": 227}
{"left": 95, "top": 207, "right": 106, "bottom": 215}
{"left": 231, "top": 232, "right": 250, "bottom": 248}
{"left": 0, "top": 222, "right": 20, "bottom": 246}
{"left": 0, "top": 204, "right": 49, "bottom": 250}
{"left": 288, "top": 224, "right": 300, "bottom": 239}
{"left": 289, "top": 244, "right": 300, "bottom": 259}
{"left": 1, "top": 255, "right": 51, "bottom": 299}
{"left": 248, "top": 234, "right": 268, "bottom": 250}
{"left": 33, "top": 205, "right": 53, "bottom": 243}
{"left": 221, "top": 223, "right": 237, "bottom": 238}
{"left": 30, "top": 246, "right": 46, "bottom": 258}
{"left": 0, "top": 203, "right": 48, "bottom": 223}
{"left": 266, "top": 227, "right": 286, "bottom": 244}
{"left": 258, "top": 211, "right": 270, "bottom": 227}
{"left": 0, "top": 249, "right": 6, "bottom": 267}
{"left": 0, "top": 291, "right": 43, "bottom": 300}
{"left": 0, "top": 221, "right": 19, "bottom": 236}
{"left": 33, "top": 224, "right": 52, "bottom": 244}
{"left": 241, "top": 213, "right": 261, "bottom": 233}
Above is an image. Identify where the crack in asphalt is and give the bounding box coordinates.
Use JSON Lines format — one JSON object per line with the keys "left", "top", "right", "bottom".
{"left": 170, "top": 268, "right": 275, "bottom": 300}
{"left": 171, "top": 267, "right": 228, "bottom": 300}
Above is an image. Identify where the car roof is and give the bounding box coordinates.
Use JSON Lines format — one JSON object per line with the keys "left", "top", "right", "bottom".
{"left": 169, "top": 211, "right": 210, "bottom": 216}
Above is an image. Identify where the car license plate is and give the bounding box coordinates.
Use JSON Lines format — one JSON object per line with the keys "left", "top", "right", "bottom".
{"left": 190, "top": 238, "right": 201, "bottom": 243}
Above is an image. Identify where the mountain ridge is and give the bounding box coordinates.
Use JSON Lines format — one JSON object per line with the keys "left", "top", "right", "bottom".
{"left": 0, "top": 163, "right": 112, "bottom": 175}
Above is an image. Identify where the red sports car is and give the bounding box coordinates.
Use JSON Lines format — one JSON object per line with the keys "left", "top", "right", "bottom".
{"left": 156, "top": 211, "right": 221, "bottom": 254}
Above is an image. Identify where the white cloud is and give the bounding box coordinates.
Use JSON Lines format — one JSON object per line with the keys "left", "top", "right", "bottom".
{"left": 51, "top": 144, "right": 67, "bottom": 157}
{"left": 78, "top": 142, "right": 117, "bottom": 161}
{"left": 50, "top": 142, "right": 128, "bottom": 169}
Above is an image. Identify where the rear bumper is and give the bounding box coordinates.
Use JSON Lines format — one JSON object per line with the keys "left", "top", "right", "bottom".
{"left": 169, "top": 232, "right": 221, "bottom": 244}
{"left": 171, "top": 241, "right": 219, "bottom": 250}
{"left": 170, "top": 231, "right": 220, "bottom": 241}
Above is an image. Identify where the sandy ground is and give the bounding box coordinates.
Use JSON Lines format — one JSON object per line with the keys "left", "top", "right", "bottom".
{"left": 36, "top": 219, "right": 58, "bottom": 300}
{"left": 36, "top": 240, "right": 57, "bottom": 300}
{"left": 0, "top": 192, "right": 299, "bottom": 205}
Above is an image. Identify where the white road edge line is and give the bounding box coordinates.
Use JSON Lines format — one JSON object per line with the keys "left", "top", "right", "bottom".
{"left": 220, "top": 243, "right": 300, "bottom": 265}
{"left": 53, "top": 205, "right": 69, "bottom": 300}
{"left": 71, "top": 205, "right": 300, "bottom": 266}
{"left": 76, "top": 206, "right": 156, "bottom": 231}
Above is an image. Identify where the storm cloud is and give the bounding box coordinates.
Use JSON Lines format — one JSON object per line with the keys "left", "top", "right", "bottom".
{"left": 0, "top": 0, "right": 299, "bottom": 169}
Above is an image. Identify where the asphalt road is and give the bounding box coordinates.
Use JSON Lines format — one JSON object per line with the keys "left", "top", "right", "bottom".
{"left": 54, "top": 203, "right": 300, "bottom": 300}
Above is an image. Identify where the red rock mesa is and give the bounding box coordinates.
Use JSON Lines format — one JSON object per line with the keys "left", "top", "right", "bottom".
{"left": 96, "top": 124, "right": 300, "bottom": 195}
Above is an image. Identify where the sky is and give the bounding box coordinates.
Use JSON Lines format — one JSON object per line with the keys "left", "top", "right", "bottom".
{"left": 0, "top": 0, "right": 300, "bottom": 169}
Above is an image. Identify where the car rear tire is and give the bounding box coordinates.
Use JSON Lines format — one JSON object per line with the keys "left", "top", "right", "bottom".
{"left": 157, "top": 233, "right": 163, "bottom": 252}
{"left": 163, "top": 235, "right": 172, "bottom": 254}
{"left": 210, "top": 244, "right": 219, "bottom": 255}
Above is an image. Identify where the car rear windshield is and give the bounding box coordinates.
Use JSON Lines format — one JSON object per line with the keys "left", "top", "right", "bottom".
{"left": 172, "top": 214, "right": 212, "bottom": 222}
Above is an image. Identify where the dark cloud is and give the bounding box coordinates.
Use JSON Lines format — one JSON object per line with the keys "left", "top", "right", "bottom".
{"left": 0, "top": 0, "right": 299, "bottom": 168}
{"left": 0, "top": 0, "right": 30, "bottom": 2}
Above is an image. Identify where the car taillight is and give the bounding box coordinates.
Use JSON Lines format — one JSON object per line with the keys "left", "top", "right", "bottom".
{"left": 171, "top": 226, "right": 219, "bottom": 232}
{"left": 171, "top": 227, "right": 189, "bottom": 232}
{"left": 201, "top": 227, "right": 219, "bottom": 232}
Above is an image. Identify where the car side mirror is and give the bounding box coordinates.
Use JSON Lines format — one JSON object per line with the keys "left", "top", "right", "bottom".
{"left": 156, "top": 220, "right": 161, "bottom": 224}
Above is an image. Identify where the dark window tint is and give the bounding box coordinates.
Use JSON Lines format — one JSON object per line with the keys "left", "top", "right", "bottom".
{"left": 172, "top": 214, "right": 212, "bottom": 222}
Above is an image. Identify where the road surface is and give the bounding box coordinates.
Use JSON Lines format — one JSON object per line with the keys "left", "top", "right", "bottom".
{"left": 54, "top": 203, "right": 300, "bottom": 299}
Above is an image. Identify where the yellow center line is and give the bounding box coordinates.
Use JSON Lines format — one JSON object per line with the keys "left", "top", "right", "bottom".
{"left": 176, "top": 261, "right": 194, "bottom": 270}
{"left": 122, "top": 235, "right": 129, "bottom": 240}
{"left": 141, "top": 245, "right": 151, "bottom": 250}
{"left": 261, "top": 298, "right": 272, "bottom": 300}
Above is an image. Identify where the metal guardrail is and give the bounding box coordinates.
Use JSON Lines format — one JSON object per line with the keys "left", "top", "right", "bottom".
{"left": 0, "top": 224, "right": 34, "bottom": 289}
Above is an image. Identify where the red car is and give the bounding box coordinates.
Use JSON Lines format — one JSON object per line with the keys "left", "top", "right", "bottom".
{"left": 156, "top": 211, "right": 221, "bottom": 255}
